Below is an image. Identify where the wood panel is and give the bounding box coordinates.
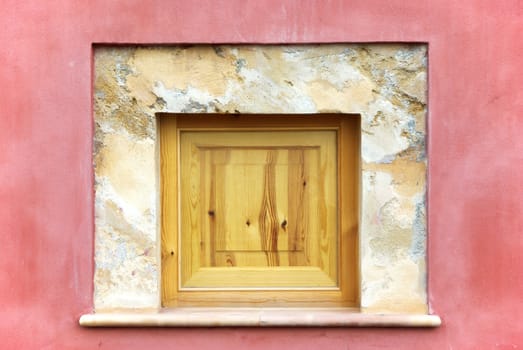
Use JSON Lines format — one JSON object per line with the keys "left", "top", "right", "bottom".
{"left": 179, "top": 130, "right": 337, "bottom": 288}
{"left": 160, "top": 114, "right": 359, "bottom": 307}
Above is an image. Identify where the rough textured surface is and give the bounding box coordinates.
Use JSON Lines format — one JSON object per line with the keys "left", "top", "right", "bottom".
{"left": 94, "top": 44, "right": 428, "bottom": 312}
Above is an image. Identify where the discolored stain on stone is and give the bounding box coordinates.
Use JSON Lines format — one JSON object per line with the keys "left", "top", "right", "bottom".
{"left": 363, "top": 156, "right": 426, "bottom": 197}
{"left": 410, "top": 197, "right": 427, "bottom": 261}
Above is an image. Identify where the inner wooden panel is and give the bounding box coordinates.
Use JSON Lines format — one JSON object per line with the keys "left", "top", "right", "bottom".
{"left": 160, "top": 114, "right": 359, "bottom": 307}
{"left": 179, "top": 130, "right": 337, "bottom": 288}
{"left": 205, "top": 147, "right": 315, "bottom": 257}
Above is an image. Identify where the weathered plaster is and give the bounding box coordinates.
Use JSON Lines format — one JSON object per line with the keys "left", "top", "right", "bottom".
{"left": 94, "top": 44, "right": 428, "bottom": 313}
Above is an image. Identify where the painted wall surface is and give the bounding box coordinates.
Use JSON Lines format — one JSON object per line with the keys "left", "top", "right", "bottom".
{"left": 0, "top": 0, "right": 521, "bottom": 349}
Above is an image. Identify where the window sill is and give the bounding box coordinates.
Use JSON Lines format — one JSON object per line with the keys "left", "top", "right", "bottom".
{"left": 79, "top": 308, "right": 441, "bottom": 327}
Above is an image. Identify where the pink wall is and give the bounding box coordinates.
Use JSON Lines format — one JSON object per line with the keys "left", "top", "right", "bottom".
{"left": 1, "top": 0, "right": 521, "bottom": 348}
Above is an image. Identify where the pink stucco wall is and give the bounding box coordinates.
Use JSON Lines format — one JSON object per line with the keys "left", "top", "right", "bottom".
{"left": 1, "top": 1, "right": 521, "bottom": 348}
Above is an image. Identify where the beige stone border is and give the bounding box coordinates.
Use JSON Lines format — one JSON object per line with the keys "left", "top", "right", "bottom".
{"left": 90, "top": 44, "right": 435, "bottom": 323}
{"left": 80, "top": 309, "right": 441, "bottom": 327}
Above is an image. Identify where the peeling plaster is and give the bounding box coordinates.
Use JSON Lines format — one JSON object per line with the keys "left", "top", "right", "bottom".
{"left": 93, "top": 45, "right": 428, "bottom": 313}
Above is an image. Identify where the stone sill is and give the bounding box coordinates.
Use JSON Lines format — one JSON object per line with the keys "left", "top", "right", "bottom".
{"left": 79, "top": 308, "right": 441, "bottom": 327}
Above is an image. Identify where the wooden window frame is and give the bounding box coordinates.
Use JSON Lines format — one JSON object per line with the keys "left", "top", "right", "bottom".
{"left": 160, "top": 114, "right": 360, "bottom": 308}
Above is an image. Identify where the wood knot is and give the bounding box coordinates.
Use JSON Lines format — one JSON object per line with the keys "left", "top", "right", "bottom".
{"left": 208, "top": 210, "right": 215, "bottom": 217}
{"left": 281, "top": 219, "right": 288, "bottom": 230}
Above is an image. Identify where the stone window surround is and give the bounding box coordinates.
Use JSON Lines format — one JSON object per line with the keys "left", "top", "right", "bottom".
{"left": 80, "top": 44, "right": 441, "bottom": 327}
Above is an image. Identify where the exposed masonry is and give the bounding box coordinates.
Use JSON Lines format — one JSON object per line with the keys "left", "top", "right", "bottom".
{"left": 94, "top": 45, "right": 428, "bottom": 313}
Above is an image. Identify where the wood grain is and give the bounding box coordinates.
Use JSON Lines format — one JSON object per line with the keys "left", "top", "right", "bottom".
{"left": 159, "top": 117, "right": 179, "bottom": 304}
{"left": 160, "top": 114, "right": 359, "bottom": 307}
{"left": 180, "top": 131, "right": 336, "bottom": 287}
{"left": 258, "top": 150, "right": 280, "bottom": 266}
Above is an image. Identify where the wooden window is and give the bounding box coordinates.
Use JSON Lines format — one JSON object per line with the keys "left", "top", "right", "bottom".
{"left": 160, "top": 114, "right": 359, "bottom": 307}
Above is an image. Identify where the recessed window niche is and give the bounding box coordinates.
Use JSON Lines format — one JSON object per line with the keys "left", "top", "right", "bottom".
{"left": 85, "top": 44, "right": 438, "bottom": 327}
